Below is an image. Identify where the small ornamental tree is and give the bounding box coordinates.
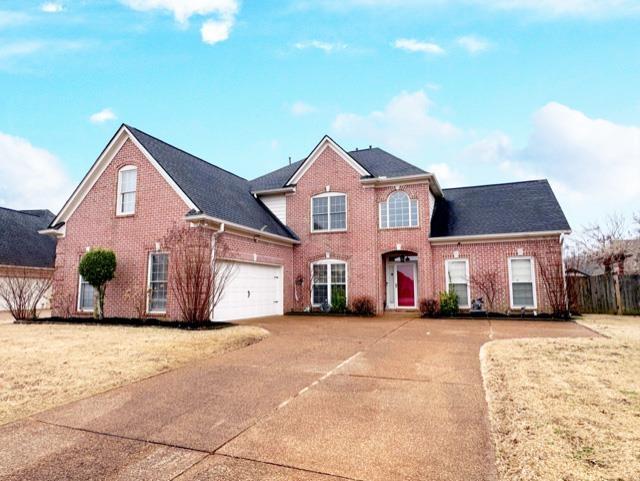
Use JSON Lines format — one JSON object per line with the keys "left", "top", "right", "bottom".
{"left": 78, "top": 248, "right": 116, "bottom": 319}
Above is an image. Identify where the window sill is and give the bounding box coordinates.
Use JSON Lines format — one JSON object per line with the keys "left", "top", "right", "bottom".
{"left": 310, "top": 229, "right": 348, "bottom": 234}
{"left": 379, "top": 225, "right": 420, "bottom": 231}
{"left": 115, "top": 213, "right": 136, "bottom": 218}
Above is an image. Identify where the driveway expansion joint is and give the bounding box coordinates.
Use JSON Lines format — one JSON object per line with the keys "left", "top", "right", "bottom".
{"left": 216, "top": 453, "right": 367, "bottom": 481}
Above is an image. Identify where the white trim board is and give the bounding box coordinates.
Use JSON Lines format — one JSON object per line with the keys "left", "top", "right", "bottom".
{"left": 286, "top": 136, "right": 370, "bottom": 186}
{"left": 429, "top": 230, "right": 570, "bottom": 244}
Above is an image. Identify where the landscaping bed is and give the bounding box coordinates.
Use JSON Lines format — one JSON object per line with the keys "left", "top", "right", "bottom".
{"left": 17, "top": 316, "right": 233, "bottom": 330}
{"left": 0, "top": 322, "right": 268, "bottom": 426}
{"left": 481, "top": 314, "right": 640, "bottom": 481}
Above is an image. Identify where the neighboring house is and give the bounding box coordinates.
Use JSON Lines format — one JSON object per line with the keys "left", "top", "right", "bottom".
{"left": 0, "top": 208, "right": 56, "bottom": 312}
{"left": 42, "top": 125, "right": 571, "bottom": 321}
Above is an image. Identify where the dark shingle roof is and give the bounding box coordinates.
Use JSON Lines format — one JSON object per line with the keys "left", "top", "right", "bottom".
{"left": 0, "top": 208, "right": 56, "bottom": 268}
{"left": 430, "top": 180, "right": 570, "bottom": 238}
{"left": 126, "top": 126, "right": 297, "bottom": 240}
{"left": 249, "top": 146, "right": 427, "bottom": 191}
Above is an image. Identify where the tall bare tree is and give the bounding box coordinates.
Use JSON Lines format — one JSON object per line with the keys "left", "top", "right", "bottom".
{"left": 163, "top": 224, "right": 236, "bottom": 323}
{"left": 0, "top": 269, "right": 52, "bottom": 320}
{"left": 469, "top": 269, "right": 500, "bottom": 312}
{"left": 579, "top": 214, "right": 639, "bottom": 274}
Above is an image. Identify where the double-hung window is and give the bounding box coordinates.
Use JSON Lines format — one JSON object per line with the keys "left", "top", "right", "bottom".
{"left": 509, "top": 257, "right": 536, "bottom": 308}
{"left": 116, "top": 166, "right": 137, "bottom": 215}
{"left": 311, "top": 193, "right": 346, "bottom": 232}
{"left": 312, "top": 261, "right": 347, "bottom": 306}
{"left": 445, "top": 259, "right": 470, "bottom": 307}
{"left": 148, "top": 252, "right": 169, "bottom": 313}
{"left": 78, "top": 275, "right": 95, "bottom": 312}
{"left": 379, "top": 191, "right": 418, "bottom": 228}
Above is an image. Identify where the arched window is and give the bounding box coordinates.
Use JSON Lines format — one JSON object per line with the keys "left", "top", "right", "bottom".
{"left": 379, "top": 191, "right": 418, "bottom": 228}
{"left": 311, "top": 192, "right": 346, "bottom": 232}
{"left": 116, "top": 165, "right": 137, "bottom": 215}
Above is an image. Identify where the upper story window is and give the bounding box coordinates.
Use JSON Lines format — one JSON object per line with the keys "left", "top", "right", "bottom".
{"left": 311, "top": 193, "right": 346, "bottom": 232}
{"left": 116, "top": 165, "right": 137, "bottom": 216}
{"left": 379, "top": 191, "right": 418, "bottom": 229}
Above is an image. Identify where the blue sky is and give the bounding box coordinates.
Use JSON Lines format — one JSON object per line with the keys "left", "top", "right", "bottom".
{"left": 0, "top": 0, "right": 639, "bottom": 232}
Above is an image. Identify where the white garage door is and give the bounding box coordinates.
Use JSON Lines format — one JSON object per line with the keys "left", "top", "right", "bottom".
{"left": 213, "top": 262, "right": 283, "bottom": 322}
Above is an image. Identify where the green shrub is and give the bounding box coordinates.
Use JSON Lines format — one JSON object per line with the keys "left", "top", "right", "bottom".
{"left": 439, "top": 289, "right": 459, "bottom": 316}
{"left": 79, "top": 248, "right": 116, "bottom": 320}
{"left": 331, "top": 289, "right": 347, "bottom": 314}
{"left": 351, "top": 296, "right": 376, "bottom": 316}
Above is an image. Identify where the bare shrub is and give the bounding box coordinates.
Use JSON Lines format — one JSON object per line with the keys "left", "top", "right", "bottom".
{"left": 535, "top": 252, "right": 569, "bottom": 318}
{"left": 124, "top": 287, "right": 147, "bottom": 319}
{"left": 469, "top": 269, "right": 500, "bottom": 312}
{"left": 350, "top": 296, "right": 376, "bottom": 316}
{"left": 419, "top": 298, "right": 439, "bottom": 318}
{"left": 163, "top": 224, "right": 235, "bottom": 323}
{"left": 0, "top": 269, "right": 52, "bottom": 320}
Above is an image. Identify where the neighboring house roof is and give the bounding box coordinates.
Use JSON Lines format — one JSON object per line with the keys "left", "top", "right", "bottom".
{"left": 125, "top": 126, "right": 298, "bottom": 240}
{"left": 0, "top": 208, "right": 56, "bottom": 268}
{"left": 250, "top": 146, "right": 427, "bottom": 191}
{"left": 430, "top": 180, "right": 571, "bottom": 238}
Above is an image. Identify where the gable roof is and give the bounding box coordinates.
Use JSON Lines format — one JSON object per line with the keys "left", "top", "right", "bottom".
{"left": 0, "top": 208, "right": 56, "bottom": 268}
{"left": 125, "top": 126, "right": 297, "bottom": 240}
{"left": 250, "top": 145, "right": 427, "bottom": 191}
{"left": 430, "top": 179, "right": 571, "bottom": 238}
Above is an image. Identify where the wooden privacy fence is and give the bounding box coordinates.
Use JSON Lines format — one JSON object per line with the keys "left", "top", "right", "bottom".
{"left": 568, "top": 274, "right": 640, "bottom": 315}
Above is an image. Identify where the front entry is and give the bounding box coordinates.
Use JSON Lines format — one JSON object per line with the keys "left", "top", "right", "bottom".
{"left": 385, "top": 253, "right": 418, "bottom": 309}
{"left": 395, "top": 263, "right": 416, "bottom": 308}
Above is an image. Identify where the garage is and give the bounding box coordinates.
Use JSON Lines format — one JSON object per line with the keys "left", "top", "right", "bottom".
{"left": 213, "top": 262, "right": 283, "bottom": 322}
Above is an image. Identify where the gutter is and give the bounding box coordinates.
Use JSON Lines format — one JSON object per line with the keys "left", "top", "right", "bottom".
{"left": 185, "top": 213, "right": 300, "bottom": 245}
{"left": 251, "top": 186, "right": 296, "bottom": 196}
{"left": 429, "top": 229, "right": 571, "bottom": 244}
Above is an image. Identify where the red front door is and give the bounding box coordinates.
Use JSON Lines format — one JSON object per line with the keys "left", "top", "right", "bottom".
{"left": 396, "top": 263, "right": 416, "bottom": 307}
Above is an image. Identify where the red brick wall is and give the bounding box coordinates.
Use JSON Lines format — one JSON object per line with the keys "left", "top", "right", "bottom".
{"left": 286, "top": 145, "right": 433, "bottom": 313}
{"left": 431, "top": 237, "right": 563, "bottom": 313}
{"left": 52, "top": 139, "right": 193, "bottom": 318}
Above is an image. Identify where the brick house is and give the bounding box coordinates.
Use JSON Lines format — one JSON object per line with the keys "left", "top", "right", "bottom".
{"left": 1, "top": 207, "right": 56, "bottom": 313}
{"left": 42, "top": 125, "right": 571, "bottom": 321}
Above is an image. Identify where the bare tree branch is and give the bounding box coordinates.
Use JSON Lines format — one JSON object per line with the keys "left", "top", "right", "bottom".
{"left": 469, "top": 269, "right": 500, "bottom": 312}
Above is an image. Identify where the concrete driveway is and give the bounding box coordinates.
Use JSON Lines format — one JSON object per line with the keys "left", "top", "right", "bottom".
{"left": 0, "top": 315, "right": 594, "bottom": 481}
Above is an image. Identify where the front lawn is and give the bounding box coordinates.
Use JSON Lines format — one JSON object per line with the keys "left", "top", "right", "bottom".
{"left": 481, "top": 314, "right": 640, "bottom": 481}
{"left": 0, "top": 322, "right": 268, "bottom": 426}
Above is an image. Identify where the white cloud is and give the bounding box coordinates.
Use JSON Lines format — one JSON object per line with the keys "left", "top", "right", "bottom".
{"left": 290, "top": 101, "right": 316, "bottom": 116}
{"left": 457, "top": 35, "right": 490, "bottom": 54}
{"left": 89, "top": 108, "right": 117, "bottom": 124}
{"left": 0, "top": 40, "right": 86, "bottom": 69}
{"left": 393, "top": 38, "right": 444, "bottom": 55}
{"left": 201, "top": 17, "right": 233, "bottom": 44}
{"left": 121, "top": 0, "right": 239, "bottom": 44}
{"left": 294, "top": 40, "right": 347, "bottom": 53}
{"left": 332, "top": 90, "right": 459, "bottom": 158}
{"left": 0, "top": 132, "right": 72, "bottom": 211}
{"left": 41, "top": 2, "right": 64, "bottom": 13}
{"left": 428, "top": 162, "right": 465, "bottom": 187}
{"left": 466, "top": 102, "right": 640, "bottom": 226}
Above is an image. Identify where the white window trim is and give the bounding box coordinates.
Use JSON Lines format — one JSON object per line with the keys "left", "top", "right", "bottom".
{"left": 508, "top": 256, "right": 538, "bottom": 309}
{"left": 116, "top": 165, "right": 137, "bottom": 216}
{"left": 147, "top": 251, "right": 169, "bottom": 314}
{"left": 310, "top": 192, "right": 348, "bottom": 233}
{"left": 444, "top": 258, "right": 471, "bottom": 308}
{"left": 77, "top": 274, "right": 94, "bottom": 313}
{"left": 379, "top": 191, "right": 419, "bottom": 230}
{"left": 310, "top": 259, "right": 348, "bottom": 307}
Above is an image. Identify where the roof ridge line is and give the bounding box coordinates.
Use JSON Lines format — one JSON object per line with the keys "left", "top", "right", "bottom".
{"left": 125, "top": 124, "right": 249, "bottom": 183}
{"left": 443, "top": 179, "right": 548, "bottom": 191}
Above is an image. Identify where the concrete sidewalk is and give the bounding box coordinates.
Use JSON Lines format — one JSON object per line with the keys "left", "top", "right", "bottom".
{"left": 0, "top": 316, "right": 594, "bottom": 481}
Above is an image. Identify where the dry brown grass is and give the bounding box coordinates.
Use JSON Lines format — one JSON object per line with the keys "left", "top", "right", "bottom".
{"left": 481, "top": 315, "right": 640, "bottom": 481}
{"left": 0, "top": 322, "right": 268, "bottom": 426}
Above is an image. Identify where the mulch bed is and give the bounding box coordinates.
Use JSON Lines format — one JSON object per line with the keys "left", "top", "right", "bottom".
{"left": 15, "top": 317, "right": 235, "bottom": 330}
